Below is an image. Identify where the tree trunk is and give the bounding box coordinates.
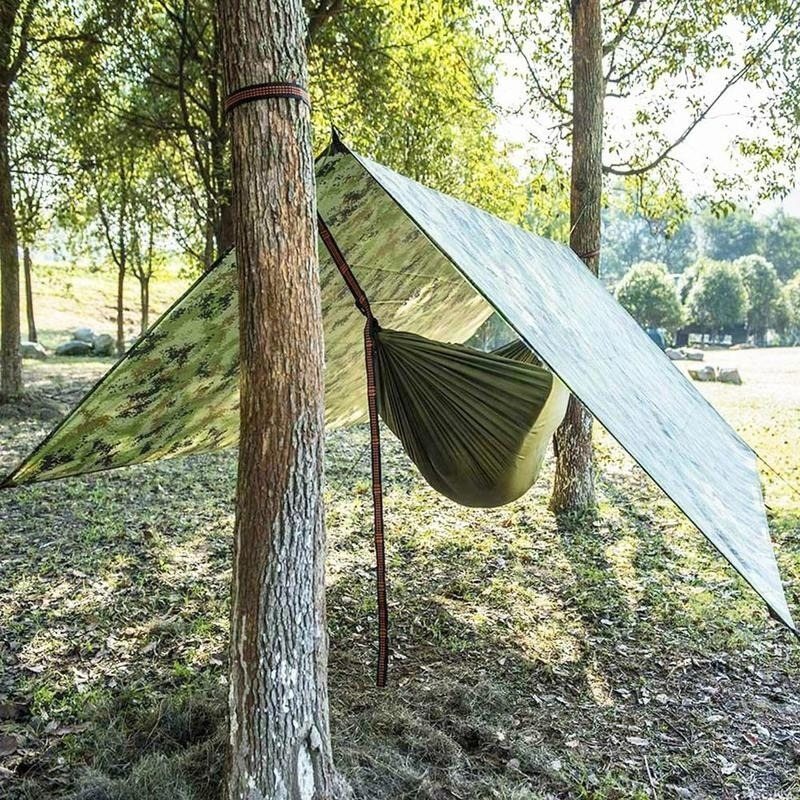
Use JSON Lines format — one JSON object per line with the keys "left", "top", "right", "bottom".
{"left": 209, "top": 65, "right": 233, "bottom": 258}
{"left": 139, "top": 274, "right": 149, "bottom": 334}
{"left": 220, "top": 0, "right": 348, "bottom": 798}
{"left": 115, "top": 265, "right": 125, "bottom": 355}
{"left": 0, "top": 85, "right": 21, "bottom": 400}
{"left": 203, "top": 213, "right": 215, "bottom": 269}
{"left": 23, "top": 244, "right": 36, "bottom": 343}
{"left": 550, "top": 0, "right": 603, "bottom": 513}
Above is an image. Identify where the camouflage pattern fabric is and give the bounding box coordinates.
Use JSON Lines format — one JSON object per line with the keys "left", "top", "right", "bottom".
{"left": 3, "top": 255, "right": 240, "bottom": 486}
{"left": 2, "top": 138, "right": 794, "bottom": 635}
{"left": 2, "top": 146, "right": 491, "bottom": 487}
{"left": 350, "top": 148, "right": 795, "bottom": 631}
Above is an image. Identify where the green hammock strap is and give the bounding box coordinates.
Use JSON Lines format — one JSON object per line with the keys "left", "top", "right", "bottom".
{"left": 318, "top": 214, "right": 389, "bottom": 688}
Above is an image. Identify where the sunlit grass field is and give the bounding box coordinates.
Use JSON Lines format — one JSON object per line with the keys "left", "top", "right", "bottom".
{"left": 19, "top": 259, "right": 191, "bottom": 349}
{"left": 0, "top": 316, "right": 798, "bottom": 797}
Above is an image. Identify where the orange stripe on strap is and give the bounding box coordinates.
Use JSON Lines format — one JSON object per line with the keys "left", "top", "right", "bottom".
{"left": 225, "top": 82, "right": 310, "bottom": 113}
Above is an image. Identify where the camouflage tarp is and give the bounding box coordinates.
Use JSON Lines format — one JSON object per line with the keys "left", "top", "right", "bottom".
{"left": 3, "top": 136, "right": 794, "bottom": 631}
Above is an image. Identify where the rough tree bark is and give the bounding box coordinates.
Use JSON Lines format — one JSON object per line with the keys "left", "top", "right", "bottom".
{"left": 138, "top": 274, "right": 149, "bottom": 334}
{"left": 22, "top": 244, "right": 36, "bottom": 342}
{"left": 550, "top": 0, "right": 603, "bottom": 513}
{"left": 115, "top": 264, "right": 125, "bottom": 355}
{"left": 219, "top": 0, "right": 349, "bottom": 798}
{"left": 0, "top": 0, "right": 26, "bottom": 401}
{"left": 0, "top": 83, "right": 21, "bottom": 401}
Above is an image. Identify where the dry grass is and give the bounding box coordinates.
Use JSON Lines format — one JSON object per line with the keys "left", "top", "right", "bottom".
{"left": 0, "top": 343, "right": 798, "bottom": 799}
{"left": 20, "top": 259, "right": 190, "bottom": 350}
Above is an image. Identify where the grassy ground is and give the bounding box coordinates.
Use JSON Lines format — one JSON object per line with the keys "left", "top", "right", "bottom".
{"left": 0, "top": 343, "right": 798, "bottom": 799}
{"left": 20, "top": 259, "right": 189, "bottom": 349}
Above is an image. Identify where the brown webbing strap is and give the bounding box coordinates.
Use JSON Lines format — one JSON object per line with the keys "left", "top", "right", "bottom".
{"left": 224, "top": 82, "right": 311, "bottom": 114}
{"left": 318, "top": 214, "right": 389, "bottom": 688}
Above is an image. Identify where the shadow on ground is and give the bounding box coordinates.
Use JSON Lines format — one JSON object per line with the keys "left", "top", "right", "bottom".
{"left": 1, "top": 372, "right": 798, "bottom": 800}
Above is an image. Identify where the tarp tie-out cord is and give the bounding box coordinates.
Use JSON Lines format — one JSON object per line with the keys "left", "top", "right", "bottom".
{"left": 224, "top": 82, "right": 311, "bottom": 113}
{"left": 755, "top": 451, "right": 800, "bottom": 504}
{"left": 318, "top": 214, "right": 390, "bottom": 688}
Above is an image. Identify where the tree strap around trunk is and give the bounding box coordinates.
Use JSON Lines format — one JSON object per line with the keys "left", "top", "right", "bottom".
{"left": 318, "top": 214, "right": 389, "bottom": 688}
{"left": 224, "top": 82, "right": 311, "bottom": 113}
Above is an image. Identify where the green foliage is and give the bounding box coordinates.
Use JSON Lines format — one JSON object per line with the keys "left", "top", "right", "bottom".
{"left": 53, "top": 0, "right": 525, "bottom": 273}
{"left": 601, "top": 202, "right": 697, "bottom": 280}
{"left": 775, "top": 273, "right": 800, "bottom": 343}
{"left": 614, "top": 261, "right": 683, "bottom": 334}
{"left": 494, "top": 0, "right": 800, "bottom": 215}
{"left": 764, "top": 212, "right": 800, "bottom": 281}
{"left": 10, "top": 68, "right": 58, "bottom": 248}
{"left": 735, "top": 254, "right": 782, "bottom": 343}
{"left": 685, "top": 259, "right": 747, "bottom": 332}
{"left": 697, "top": 208, "right": 800, "bottom": 282}
{"left": 309, "top": 0, "right": 526, "bottom": 222}
{"left": 701, "top": 210, "right": 764, "bottom": 262}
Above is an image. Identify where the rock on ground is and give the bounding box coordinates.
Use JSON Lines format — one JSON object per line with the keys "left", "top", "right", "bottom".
{"left": 56, "top": 340, "right": 93, "bottom": 357}
{"left": 92, "top": 333, "right": 115, "bottom": 356}
{"left": 716, "top": 366, "right": 742, "bottom": 385}
{"left": 688, "top": 365, "right": 716, "bottom": 382}
{"left": 19, "top": 341, "right": 47, "bottom": 360}
{"left": 72, "top": 327, "right": 96, "bottom": 343}
{"left": 682, "top": 348, "right": 705, "bottom": 361}
{"left": 665, "top": 348, "right": 683, "bottom": 361}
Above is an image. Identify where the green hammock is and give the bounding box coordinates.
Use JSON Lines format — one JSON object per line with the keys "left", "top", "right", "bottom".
{"left": 320, "top": 216, "right": 570, "bottom": 684}
{"left": 375, "top": 328, "right": 569, "bottom": 507}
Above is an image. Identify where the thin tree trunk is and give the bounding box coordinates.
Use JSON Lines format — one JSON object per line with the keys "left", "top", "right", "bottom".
{"left": 220, "top": 0, "right": 349, "bottom": 798}
{"left": 203, "top": 213, "right": 215, "bottom": 268}
{"left": 23, "top": 244, "right": 36, "bottom": 342}
{"left": 116, "top": 265, "right": 125, "bottom": 355}
{"left": 209, "top": 63, "right": 233, "bottom": 258}
{"left": 550, "top": 0, "right": 603, "bottom": 513}
{"left": 139, "top": 275, "right": 149, "bottom": 334}
{"left": 0, "top": 84, "right": 21, "bottom": 401}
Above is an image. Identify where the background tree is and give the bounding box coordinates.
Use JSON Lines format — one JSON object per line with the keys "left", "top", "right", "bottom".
{"left": 615, "top": 261, "right": 683, "bottom": 336}
{"left": 601, "top": 206, "right": 696, "bottom": 281}
{"left": 9, "top": 65, "right": 62, "bottom": 345}
{"left": 129, "top": 191, "right": 160, "bottom": 336}
{"left": 736, "top": 254, "right": 781, "bottom": 345}
{"left": 494, "top": 0, "right": 799, "bottom": 510}
{"left": 308, "top": 0, "right": 526, "bottom": 221}
{"left": 775, "top": 273, "right": 800, "bottom": 344}
{"left": 91, "top": 0, "right": 524, "bottom": 272}
{"left": 701, "top": 209, "right": 764, "bottom": 262}
{"left": 0, "top": 0, "right": 95, "bottom": 397}
{"left": 56, "top": 26, "right": 171, "bottom": 355}
{"left": 763, "top": 211, "right": 800, "bottom": 281}
{"left": 685, "top": 259, "right": 747, "bottom": 336}
{"left": 220, "top": 0, "right": 348, "bottom": 796}
{"left": 0, "top": 0, "right": 32, "bottom": 399}
{"left": 11, "top": 139, "right": 48, "bottom": 345}
{"left": 88, "top": 148, "right": 133, "bottom": 356}
{"left": 118, "top": 0, "right": 230, "bottom": 267}
{"left": 547, "top": 0, "right": 602, "bottom": 512}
